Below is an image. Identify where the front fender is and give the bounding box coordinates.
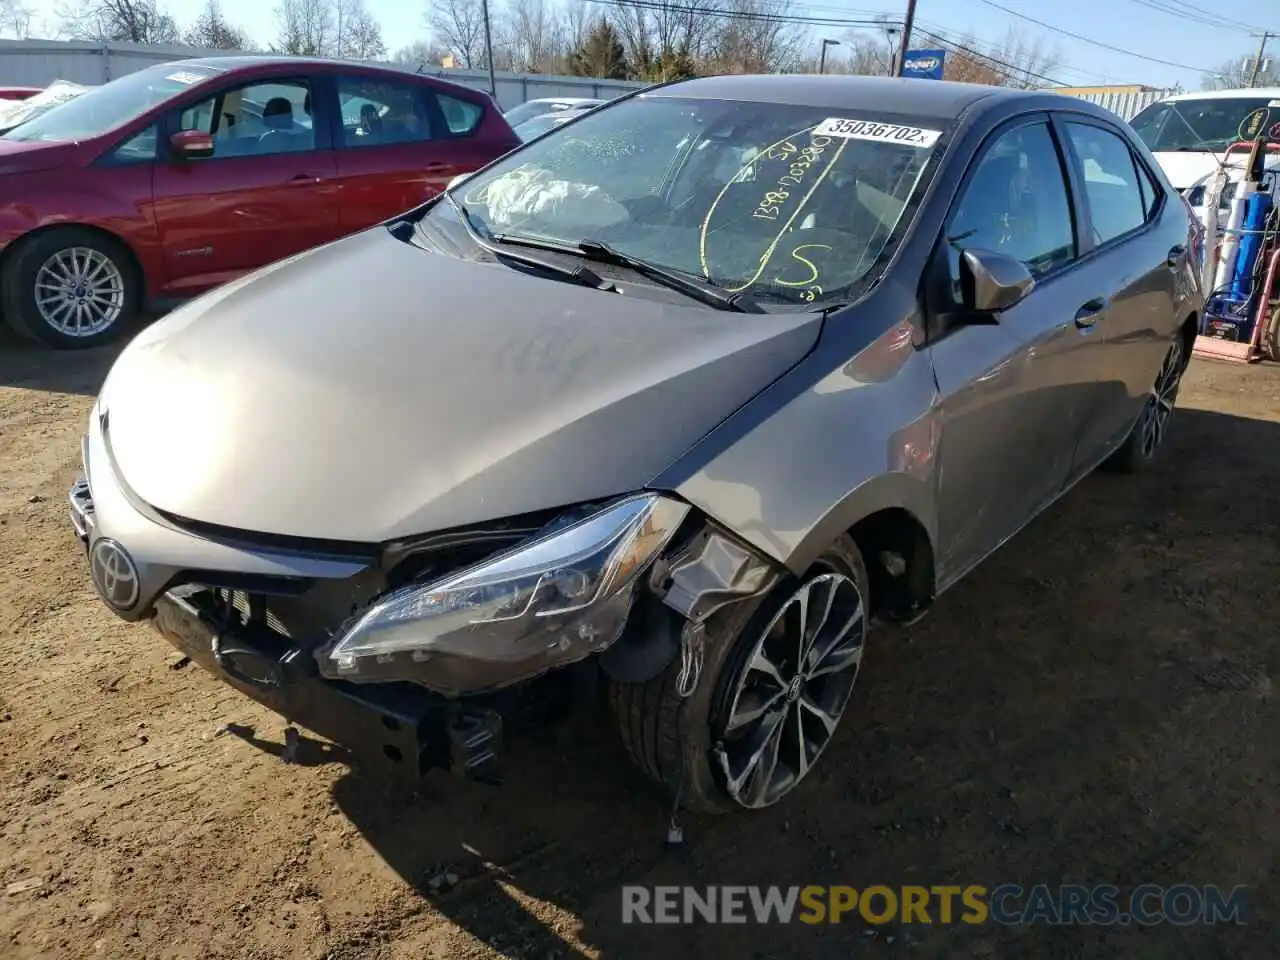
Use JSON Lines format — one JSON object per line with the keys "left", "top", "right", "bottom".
{"left": 653, "top": 308, "right": 941, "bottom": 577}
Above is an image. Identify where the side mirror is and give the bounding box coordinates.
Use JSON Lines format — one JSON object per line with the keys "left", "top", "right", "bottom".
{"left": 959, "top": 248, "right": 1035, "bottom": 314}
{"left": 169, "top": 129, "right": 214, "bottom": 161}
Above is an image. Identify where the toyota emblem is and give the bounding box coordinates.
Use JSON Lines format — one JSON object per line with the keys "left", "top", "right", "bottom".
{"left": 786, "top": 674, "right": 804, "bottom": 702}
{"left": 90, "top": 538, "right": 140, "bottom": 610}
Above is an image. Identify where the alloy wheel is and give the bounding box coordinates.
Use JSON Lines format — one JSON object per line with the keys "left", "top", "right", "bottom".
{"left": 715, "top": 571, "right": 866, "bottom": 809}
{"left": 1139, "top": 340, "right": 1184, "bottom": 458}
{"left": 34, "top": 247, "right": 126, "bottom": 338}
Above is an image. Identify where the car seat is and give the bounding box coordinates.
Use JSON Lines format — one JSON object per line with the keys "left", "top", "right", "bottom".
{"left": 360, "top": 103, "right": 382, "bottom": 140}
{"left": 259, "top": 97, "right": 297, "bottom": 150}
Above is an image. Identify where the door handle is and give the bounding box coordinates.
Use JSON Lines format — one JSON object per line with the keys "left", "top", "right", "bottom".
{"left": 287, "top": 174, "right": 321, "bottom": 185}
{"left": 1074, "top": 298, "right": 1107, "bottom": 329}
{"left": 422, "top": 161, "right": 448, "bottom": 172}
{"left": 1165, "top": 244, "right": 1185, "bottom": 268}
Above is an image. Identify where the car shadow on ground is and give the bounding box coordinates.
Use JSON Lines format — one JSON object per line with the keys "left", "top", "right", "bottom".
{"left": 309, "top": 405, "right": 1279, "bottom": 959}
{"left": 0, "top": 336, "right": 127, "bottom": 395}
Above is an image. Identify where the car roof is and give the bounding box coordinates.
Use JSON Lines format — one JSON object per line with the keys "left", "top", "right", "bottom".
{"left": 160, "top": 55, "right": 471, "bottom": 86}
{"left": 525, "top": 97, "right": 601, "bottom": 105}
{"left": 643, "top": 74, "right": 1034, "bottom": 119}
{"left": 1161, "top": 87, "right": 1280, "bottom": 102}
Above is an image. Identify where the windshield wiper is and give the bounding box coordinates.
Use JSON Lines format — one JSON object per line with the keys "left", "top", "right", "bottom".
{"left": 440, "top": 191, "right": 613, "bottom": 291}
{"left": 491, "top": 232, "right": 761, "bottom": 312}
{"left": 577, "top": 239, "right": 763, "bottom": 313}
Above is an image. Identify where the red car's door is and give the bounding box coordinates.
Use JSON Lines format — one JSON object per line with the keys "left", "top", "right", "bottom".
{"left": 331, "top": 74, "right": 476, "bottom": 231}
{"left": 151, "top": 76, "right": 339, "bottom": 296}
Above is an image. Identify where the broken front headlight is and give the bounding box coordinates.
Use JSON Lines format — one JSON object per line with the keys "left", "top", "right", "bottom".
{"left": 318, "top": 494, "right": 690, "bottom": 695}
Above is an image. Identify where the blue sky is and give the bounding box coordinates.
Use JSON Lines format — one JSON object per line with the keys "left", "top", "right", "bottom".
{"left": 15, "top": 0, "right": 1279, "bottom": 91}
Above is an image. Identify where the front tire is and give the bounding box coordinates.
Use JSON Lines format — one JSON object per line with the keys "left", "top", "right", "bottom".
{"left": 1104, "top": 335, "right": 1186, "bottom": 474}
{"left": 609, "top": 536, "right": 870, "bottom": 814}
{"left": 2, "top": 228, "right": 141, "bottom": 349}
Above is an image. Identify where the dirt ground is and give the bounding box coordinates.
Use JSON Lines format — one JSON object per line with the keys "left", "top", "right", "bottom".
{"left": 0, "top": 335, "right": 1277, "bottom": 960}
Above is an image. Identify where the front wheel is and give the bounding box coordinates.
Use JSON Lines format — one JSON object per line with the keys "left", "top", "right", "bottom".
{"left": 609, "top": 536, "right": 870, "bottom": 814}
{"left": 1104, "top": 336, "right": 1186, "bottom": 474}
{"left": 2, "top": 228, "right": 141, "bottom": 349}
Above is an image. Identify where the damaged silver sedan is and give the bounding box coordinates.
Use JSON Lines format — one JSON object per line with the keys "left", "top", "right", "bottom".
{"left": 71, "top": 74, "right": 1202, "bottom": 814}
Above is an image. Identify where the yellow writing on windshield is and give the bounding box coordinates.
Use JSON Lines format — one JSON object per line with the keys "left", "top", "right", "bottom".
{"left": 699, "top": 125, "right": 848, "bottom": 294}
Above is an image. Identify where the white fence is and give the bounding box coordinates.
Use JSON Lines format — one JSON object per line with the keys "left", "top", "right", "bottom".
{"left": 0, "top": 38, "right": 644, "bottom": 110}
{"left": 1049, "top": 87, "right": 1176, "bottom": 121}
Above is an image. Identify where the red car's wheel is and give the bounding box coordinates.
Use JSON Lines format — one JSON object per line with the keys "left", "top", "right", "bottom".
{"left": 3, "top": 227, "right": 141, "bottom": 349}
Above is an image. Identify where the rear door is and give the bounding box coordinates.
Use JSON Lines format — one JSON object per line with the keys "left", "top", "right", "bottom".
{"left": 928, "top": 116, "right": 1100, "bottom": 581}
{"left": 151, "top": 75, "right": 339, "bottom": 294}
{"left": 1055, "top": 116, "right": 1184, "bottom": 475}
{"left": 330, "top": 74, "right": 478, "bottom": 230}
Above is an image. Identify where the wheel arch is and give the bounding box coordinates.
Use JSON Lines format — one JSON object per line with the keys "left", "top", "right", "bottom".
{"left": 1, "top": 222, "right": 148, "bottom": 299}
{"left": 1178, "top": 310, "right": 1197, "bottom": 370}
{"left": 788, "top": 473, "right": 939, "bottom": 621}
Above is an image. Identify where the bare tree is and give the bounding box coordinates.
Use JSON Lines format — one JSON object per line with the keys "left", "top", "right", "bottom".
{"left": 610, "top": 0, "right": 719, "bottom": 75}
{"left": 706, "top": 0, "right": 802, "bottom": 74}
{"left": 0, "top": 0, "right": 34, "bottom": 38}
{"left": 941, "top": 40, "right": 1002, "bottom": 86}
{"left": 982, "top": 27, "right": 1061, "bottom": 89}
{"left": 334, "top": 0, "right": 384, "bottom": 59}
{"left": 61, "top": 0, "right": 180, "bottom": 43}
{"left": 426, "top": 0, "right": 487, "bottom": 68}
{"left": 1204, "top": 53, "right": 1279, "bottom": 90}
{"left": 502, "top": 0, "right": 564, "bottom": 73}
{"left": 392, "top": 38, "right": 452, "bottom": 69}
{"left": 184, "top": 0, "right": 249, "bottom": 49}
{"left": 562, "top": 0, "right": 590, "bottom": 57}
{"left": 272, "top": 0, "right": 332, "bottom": 54}
{"left": 836, "top": 24, "right": 898, "bottom": 76}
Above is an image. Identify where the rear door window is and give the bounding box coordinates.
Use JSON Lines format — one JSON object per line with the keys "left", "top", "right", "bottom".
{"left": 435, "top": 93, "right": 483, "bottom": 135}
{"left": 337, "top": 75, "right": 434, "bottom": 147}
{"left": 1064, "top": 122, "right": 1148, "bottom": 244}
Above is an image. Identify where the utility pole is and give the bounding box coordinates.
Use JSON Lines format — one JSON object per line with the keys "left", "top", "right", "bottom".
{"left": 481, "top": 0, "right": 497, "bottom": 99}
{"left": 1247, "top": 32, "right": 1272, "bottom": 88}
{"left": 819, "top": 38, "right": 840, "bottom": 74}
{"left": 896, "top": 0, "right": 919, "bottom": 77}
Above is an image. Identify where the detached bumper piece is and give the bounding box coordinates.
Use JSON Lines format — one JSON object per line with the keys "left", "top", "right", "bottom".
{"left": 152, "top": 588, "right": 506, "bottom": 783}
{"left": 69, "top": 475, "right": 94, "bottom": 544}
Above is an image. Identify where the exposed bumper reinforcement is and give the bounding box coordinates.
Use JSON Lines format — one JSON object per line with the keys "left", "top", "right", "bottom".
{"left": 152, "top": 590, "right": 503, "bottom": 781}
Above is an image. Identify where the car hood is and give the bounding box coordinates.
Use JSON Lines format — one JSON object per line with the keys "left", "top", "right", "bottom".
{"left": 100, "top": 227, "right": 822, "bottom": 543}
{"left": 0, "top": 137, "right": 75, "bottom": 174}
{"left": 1152, "top": 150, "right": 1280, "bottom": 190}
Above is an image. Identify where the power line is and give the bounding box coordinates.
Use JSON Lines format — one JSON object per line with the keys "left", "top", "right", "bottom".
{"left": 1122, "top": 0, "right": 1255, "bottom": 32}
{"left": 1129, "top": 0, "right": 1270, "bottom": 33}
{"left": 974, "top": 0, "right": 1218, "bottom": 73}
{"left": 912, "top": 26, "right": 1070, "bottom": 86}
{"left": 580, "top": 0, "right": 903, "bottom": 30}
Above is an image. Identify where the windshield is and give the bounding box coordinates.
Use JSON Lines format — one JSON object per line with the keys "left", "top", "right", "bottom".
{"left": 515, "top": 114, "right": 571, "bottom": 140}
{"left": 1130, "top": 96, "right": 1280, "bottom": 152}
{"left": 444, "top": 95, "right": 943, "bottom": 307}
{"left": 504, "top": 100, "right": 578, "bottom": 127}
{"left": 2, "top": 63, "right": 220, "bottom": 143}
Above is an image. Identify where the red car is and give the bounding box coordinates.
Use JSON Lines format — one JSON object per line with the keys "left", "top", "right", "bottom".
{"left": 0, "top": 86, "right": 42, "bottom": 101}
{"left": 0, "top": 57, "right": 520, "bottom": 348}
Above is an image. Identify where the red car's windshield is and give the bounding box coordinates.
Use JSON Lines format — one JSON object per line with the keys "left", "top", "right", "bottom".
{"left": 3, "top": 63, "right": 221, "bottom": 143}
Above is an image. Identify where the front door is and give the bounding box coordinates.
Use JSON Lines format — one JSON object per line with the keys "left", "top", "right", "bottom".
{"left": 151, "top": 77, "right": 339, "bottom": 296}
{"left": 331, "top": 74, "right": 469, "bottom": 231}
{"left": 928, "top": 117, "right": 1098, "bottom": 584}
